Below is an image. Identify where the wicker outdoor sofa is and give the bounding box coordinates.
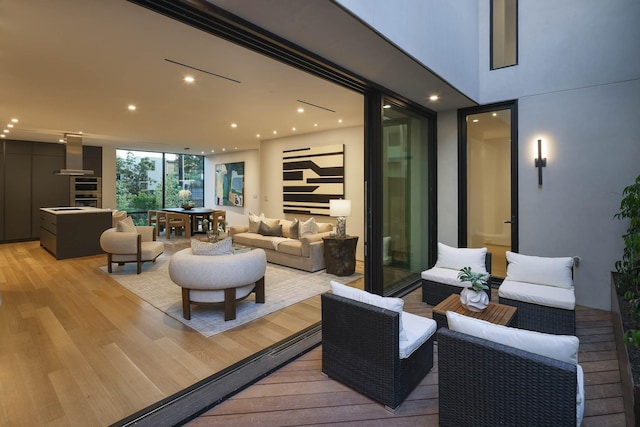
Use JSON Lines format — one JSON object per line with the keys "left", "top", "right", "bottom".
{"left": 438, "top": 326, "right": 583, "bottom": 426}
{"left": 321, "top": 290, "right": 436, "bottom": 411}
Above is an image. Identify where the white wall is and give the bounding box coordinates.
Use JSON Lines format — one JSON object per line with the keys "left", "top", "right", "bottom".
{"left": 206, "top": 126, "right": 365, "bottom": 260}
{"left": 102, "top": 146, "right": 117, "bottom": 210}
{"left": 336, "top": 0, "right": 480, "bottom": 100}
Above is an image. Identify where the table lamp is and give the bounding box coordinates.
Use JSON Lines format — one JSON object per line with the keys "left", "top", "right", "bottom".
{"left": 330, "top": 199, "right": 351, "bottom": 237}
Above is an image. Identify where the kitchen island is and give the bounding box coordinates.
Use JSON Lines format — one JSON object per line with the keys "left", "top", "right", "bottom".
{"left": 40, "top": 207, "right": 112, "bottom": 259}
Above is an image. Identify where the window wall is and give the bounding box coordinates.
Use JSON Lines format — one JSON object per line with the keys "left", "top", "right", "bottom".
{"left": 379, "top": 101, "right": 433, "bottom": 294}
{"left": 116, "top": 149, "right": 204, "bottom": 224}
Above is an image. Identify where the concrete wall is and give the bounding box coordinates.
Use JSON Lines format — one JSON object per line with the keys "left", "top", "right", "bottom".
{"left": 336, "top": 0, "right": 480, "bottom": 100}
{"left": 433, "top": 0, "right": 640, "bottom": 310}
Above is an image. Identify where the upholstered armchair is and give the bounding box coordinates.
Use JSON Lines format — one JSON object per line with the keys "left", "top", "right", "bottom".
{"left": 100, "top": 226, "right": 164, "bottom": 274}
{"left": 321, "top": 282, "right": 437, "bottom": 411}
{"left": 438, "top": 311, "right": 584, "bottom": 426}
{"left": 421, "top": 243, "right": 492, "bottom": 306}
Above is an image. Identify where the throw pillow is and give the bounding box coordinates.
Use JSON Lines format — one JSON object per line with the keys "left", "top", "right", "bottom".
{"left": 258, "top": 221, "right": 283, "bottom": 237}
{"left": 248, "top": 212, "right": 263, "bottom": 233}
{"left": 116, "top": 216, "right": 136, "bottom": 233}
{"left": 330, "top": 281, "right": 408, "bottom": 342}
{"left": 289, "top": 218, "right": 300, "bottom": 240}
{"left": 300, "top": 217, "right": 319, "bottom": 237}
{"left": 506, "top": 251, "right": 574, "bottom": 289}
{"left": 434, "top": 242, "right": 488, "bottom": 274}
{"left": 190, "top": 237, "right": 233, "bottom": 256}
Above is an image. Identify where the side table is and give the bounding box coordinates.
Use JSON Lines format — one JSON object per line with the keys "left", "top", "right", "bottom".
{"left": 432, "top": 293, "right": 517, "bottom": 331}
{"left": 323, "top": 235, "right": 359, "bottom": 276}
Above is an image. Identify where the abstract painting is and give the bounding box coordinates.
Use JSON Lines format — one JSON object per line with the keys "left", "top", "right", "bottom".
{"left": 282, "top": 144, "right": 344, "bottom": 216}
{"left": 216, "top": 161, "right": 244, "bottom": 207}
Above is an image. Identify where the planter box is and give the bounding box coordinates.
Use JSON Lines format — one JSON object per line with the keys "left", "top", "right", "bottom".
{"left": 611, "top": 273, "right": 639, "bottom": 426}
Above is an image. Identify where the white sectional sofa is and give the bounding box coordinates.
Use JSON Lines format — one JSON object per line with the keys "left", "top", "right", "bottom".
{"left": 229, "top": 215, "right": 333, "bottom": 272}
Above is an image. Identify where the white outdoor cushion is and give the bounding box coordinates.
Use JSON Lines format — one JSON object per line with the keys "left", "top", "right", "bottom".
{"left": 399, "top": 311, "right": 437, "bottom": 359}
{"left": 330, "top": 280, "right": 408, "bottom": 342}
{"left": 446, "top": 311, "right": 579, "bottom": 364}
{"left": 506, "top": 251, "right": 574, "bottom": 289}
{"left": 499, "top": 279, "right": 576, "bottom": 310}
{"left": 435, "top": 242, "right": 488, "bottom": 274}
{"left": 421, "top": 267, "right": 467, "bottom": 288}
{"left": 446, "top": 311, "right": 583, "bottom": 426}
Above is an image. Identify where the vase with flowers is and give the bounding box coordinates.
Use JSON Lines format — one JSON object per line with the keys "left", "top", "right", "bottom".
{"left": 457, "top": 266, "right": 490, "bottom": 312}
{"left": 178, "top": 189, "right": 194, "bottom": 210}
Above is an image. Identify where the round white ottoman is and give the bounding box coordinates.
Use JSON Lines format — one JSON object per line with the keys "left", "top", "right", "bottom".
{"left": 168, "top": 247, "right": 267, "bottom": 320}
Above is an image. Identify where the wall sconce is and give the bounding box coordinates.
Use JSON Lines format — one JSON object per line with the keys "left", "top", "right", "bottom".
{"left": 330, "top": 199, "right": 351, "bottom": 237}
{"left": 534, "top": 139, "right": 547, "bottom": 186}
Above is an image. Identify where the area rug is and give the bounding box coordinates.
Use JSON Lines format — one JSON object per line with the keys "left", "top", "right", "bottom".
{"left": 100, "top": 255, "right": 361, "bottom": 337}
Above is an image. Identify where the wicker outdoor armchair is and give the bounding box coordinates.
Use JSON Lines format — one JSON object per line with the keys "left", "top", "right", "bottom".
{"left": 421, "top": 249, "right": 492, "bottom": 306}
{"left": 321, "top": 292, "right": 435, "bottom": 411}
{"left": 438, "top": 327, "right": 582, "bottom": 426}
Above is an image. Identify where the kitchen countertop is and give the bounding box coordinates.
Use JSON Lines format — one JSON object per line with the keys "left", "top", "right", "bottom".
{"left": 40, "top": 207, "right": 112, "bottom": 215}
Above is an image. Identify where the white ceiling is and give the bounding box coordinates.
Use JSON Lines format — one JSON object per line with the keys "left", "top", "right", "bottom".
{"left": 0, "top": 0, "right": 474, "bottom": 155}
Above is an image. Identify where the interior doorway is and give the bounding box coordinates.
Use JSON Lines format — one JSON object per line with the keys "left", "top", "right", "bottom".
{"left": 459, "top": 102, "right": 518, "bottom": 278}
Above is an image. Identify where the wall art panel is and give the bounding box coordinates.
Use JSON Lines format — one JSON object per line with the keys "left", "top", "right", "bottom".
{"left": 282, "top": 144, "right": 344, "bottom": 216}
{"left": 216, "top": 161, "right": 244, "bottom": 206}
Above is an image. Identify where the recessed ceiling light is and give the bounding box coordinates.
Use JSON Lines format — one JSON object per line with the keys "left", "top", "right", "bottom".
{"left": 3, "top": 129, "right": 9, "bottom": 133}
{"left": 184, "top": 76, "right": 195, "bottom": 83}
{"left": 297, "top": 107, "right": 304, "bottom": 113}
{"left": 231, "top": 123, "right": 237, "bottom": 128}
{"left": 429, "top": 95, "right": 440, "bottom": 101}
{"left": 59, "top": 139, "right": 64, "bottom": 143}
{"left": 256, "top": 134, "right": 261, "bottom": 138}
{"left": 11, "top": 118, "right": 18, "bottom": 123}
{"left": 314, "top": 123, "right": 318, "bottom": 127}
{"left": 0, "top": 134, "right": 5, "bottom": 138}
{"left": 128, "top": 105, "right": 136, "bottom": 111}
{"left": 338, "top": 119, "right": 343, "bottom": 124}
{"left": 222, "top": 148, "right": 226, "bottom": 152}
{"left": 292, "top": 127, "right": 296, "bottom": 131}
{"left": 383, "top": 105, "right": 391, "bottom": 109}
{"left": 472, "top": 119, "right": 479, "bottom": 123}
{"left": 492, "top": 112, "right": 498, "bottom": 117}
{"left": 273, "top": 130, "right": 277, "bottom": 135}
{"left": 7, "top": 124, "right": 13, "bottom": 128}
{"left": 234, "top": 147, "right": 238, "bottom": 150}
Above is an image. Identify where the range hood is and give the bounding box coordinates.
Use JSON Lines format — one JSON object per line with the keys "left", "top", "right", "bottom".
{"left": 55, "top": 133, "right": 94, "bottom": 175}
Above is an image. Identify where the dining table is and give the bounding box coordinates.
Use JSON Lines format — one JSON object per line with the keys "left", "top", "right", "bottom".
{"left": 161, "top": 207, "right": 214, "bottom": 235}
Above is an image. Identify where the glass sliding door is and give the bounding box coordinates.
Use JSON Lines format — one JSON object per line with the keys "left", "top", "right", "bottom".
{"left": 380, "top": 101, "right": 433, "bottom": 294}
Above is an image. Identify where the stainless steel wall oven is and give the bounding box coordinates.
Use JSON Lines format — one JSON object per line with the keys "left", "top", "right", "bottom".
{"left": 71, "top": 177, "right": 102, "bottom": 207}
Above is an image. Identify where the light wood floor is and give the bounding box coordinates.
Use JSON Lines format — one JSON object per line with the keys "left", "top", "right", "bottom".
{"left": 0, "top": 241, "right": 627, "bottom": 426}
{"left": 0, "top": 240, "right": 352, "bottom": 426}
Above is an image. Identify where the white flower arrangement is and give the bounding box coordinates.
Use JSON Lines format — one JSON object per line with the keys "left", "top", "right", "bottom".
{"left": 178, "top": 189, "right": 191, "bottom": 200}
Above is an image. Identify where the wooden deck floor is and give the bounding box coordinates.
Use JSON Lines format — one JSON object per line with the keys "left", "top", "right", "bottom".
{"left": 190, "top": 290, "right": 628, "bottom": 426}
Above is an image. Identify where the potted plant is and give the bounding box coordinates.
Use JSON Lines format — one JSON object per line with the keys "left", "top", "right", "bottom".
{"left": 457, "top": 266, "right": 490, "bottom": 312}
{"left": 613, "top": 174, "right": 640, "bottom": 420}
{"left": 178, "top": 189, "right": 194, "bottom": 210}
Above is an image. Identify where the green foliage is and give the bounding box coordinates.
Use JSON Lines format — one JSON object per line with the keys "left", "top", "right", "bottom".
{"left": 624, "top": 329, "right": 640, "bottom": 349}
{"left": 614, "top": 175, "right": 640, "bottom": 320}
{"left": 457, "top": 266, "right": 490, "bottom": 293}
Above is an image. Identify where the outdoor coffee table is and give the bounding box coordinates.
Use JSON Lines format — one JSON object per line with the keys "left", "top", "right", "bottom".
{"left": 432, "top": 293, "right": 517, "bottom": 330}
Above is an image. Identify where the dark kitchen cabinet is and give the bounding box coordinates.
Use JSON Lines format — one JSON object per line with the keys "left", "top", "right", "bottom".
{"left": 4, "top": 140, "right": 33, "bottom": 240}
{"left": 31, "top": 143, "right": 69, "bottom": 237}
{"left": 83, "top": 145, "right": 102, "bottom": 176}
{"left": 0, "top": 140, "right": 90, "bottom": 242}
